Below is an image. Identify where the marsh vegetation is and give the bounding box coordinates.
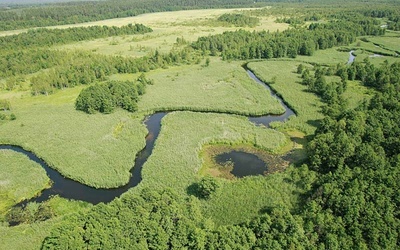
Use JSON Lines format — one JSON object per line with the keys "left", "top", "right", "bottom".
{"left": 1, "top": 1, "right": 399, "bottom": 249}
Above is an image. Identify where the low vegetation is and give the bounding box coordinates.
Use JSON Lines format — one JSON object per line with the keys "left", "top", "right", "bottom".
{"left": 0, "top": 89, "right": 148, "bottom": 188}
{"left": 139, "top": 111, "right": 288, "bottom": 196}
{"left": 247, "top": 60, "right": 324, "bottom": 134}
{"left": 1, "top": 2, "right": 400, "bottom": 249}
{"left": 136, "top": 58, "right": 285, "bottom": 116}
{"left": 0, "top": 150, "right": 50, "bottom": 218}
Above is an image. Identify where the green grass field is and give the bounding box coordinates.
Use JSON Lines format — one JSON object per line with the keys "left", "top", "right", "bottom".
{"left": 344, "top": 80, "right": 374, "bottom": 109}
{"left": 363, "top": 35, "right": 400, "bottom": 53}
{"left": 0, "top": 88, "right": 148, "bottom": 189}
{"left": 201, "top": 170, "right": 299, "bottom": 226}
{"left": 137, "top": 111, "right": 288, "bottom": 193}
{"left": 296, "top": 47, "right": 350, "bottom": 65}
{"left": 134, "top": 58, "right": 285, "bottom": 115}
{"left": 128, "top": 111, "right": 296, "bottom": 225}
{"left": 0, "top": 150, "right": 50, "bottom": 217}
{"left": 247, "top": 60, "right": 324, "bottom": 134}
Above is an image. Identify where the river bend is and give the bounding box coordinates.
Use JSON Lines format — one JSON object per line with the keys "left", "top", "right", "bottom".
{"left": 0, "top": 68, "right": 295, "bottom": 205}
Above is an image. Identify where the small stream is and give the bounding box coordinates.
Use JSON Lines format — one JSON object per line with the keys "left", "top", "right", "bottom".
{"left": 0, "top": 68, "right": 295, "bottom": 205}
{"left": 348, "top": 50, "right": 355, "bottom": 64}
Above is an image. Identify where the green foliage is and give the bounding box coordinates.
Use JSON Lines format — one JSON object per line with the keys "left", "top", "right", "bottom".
{"left": 217, "top": 13, "right": 259, "bottom": 27}
{"left": 18, "top": 47, "right": 201, "bottom": 96}
{"left": 0, "top": 150, "right": 50, "bottom": 217}
{"left": 75, "top": 75, "right": 152, "bottom": 114}
{"left": 6, "top": 202, "right": 54, "bottom": 226}
{"left": 0, "top": 99, "right": 11, "bottom": 111}
{"left": 42, "top": 189, "right": 210, "bottom": 249}
{"left": 41, "top": 188, "right": 306, "bottom": 249}
{"left": 192, "top": 12, "right": 385, "bottom": 60}
{"left": 304, "top": 61, "right": 400, "bottom": 249}
{"left": 0, "top": 24, "right": 152, "bottom": 50}
{"left": 197, "top": 176, "right": 220, "bottom": 199}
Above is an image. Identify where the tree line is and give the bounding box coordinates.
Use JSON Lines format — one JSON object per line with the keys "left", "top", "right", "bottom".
{"left": 303, "top": 60, "right": 400, "bottom": 249}
{"left": 217, "top": 13, "right": 259, "bottom": 27}
{"left": 28, "top": 47, "right": 201, "bottom": 96}
{"left": 192, "top": 15, "right": 384, "bottom": 60}
{"left": 0, "top": 23, "right": 152, "bottom": 50}
{"left": 0, "top": 0, "right": 270, "bottom": 31}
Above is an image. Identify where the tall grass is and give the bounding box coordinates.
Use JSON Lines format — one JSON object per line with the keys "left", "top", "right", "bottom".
{"left": 137, "top": 111, "right": 288, "bottom": 195}
{"left": 137, "top": 58, "right": 285, "bottom": 116}
{"left": 0, "top": 88, "right": 148, "bottom": 188}
{"left": 0, "top": 150, "right": 50, "bottom": 216}
{"left": 247, "top": 60, "right": 324, "bottom": 135}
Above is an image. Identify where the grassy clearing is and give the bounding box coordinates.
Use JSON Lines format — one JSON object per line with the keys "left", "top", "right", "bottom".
{"left": 0, "top": 87, "right": 148, "bottom": 188}
{"left": 363, "top": 36, "right": 400, "bottom": 53}
{"left": 0, "top": 221, "right": 55, "bottom": 250}
{"left": 343, "top": 80, "right": 374, "bottom": 109}
{"left": 201, "top": 171, "right": 299, "bottom": 226}
{"left": 296, "top": 47, "right": 350, "bottom": 65}
{"left": 247, "top": 60, "right": 324, "bottom": 135}
{"left": 137, "top": 111, "right": 288, "bottom": 194}
{"left": 350, "top": 39, "right": 396, "bottom": 56}
{"left": 134, "top": 58, "right": 284, "bottom": 115}
{"left": 0, "top": 150, "right": 50, "bottom": 217}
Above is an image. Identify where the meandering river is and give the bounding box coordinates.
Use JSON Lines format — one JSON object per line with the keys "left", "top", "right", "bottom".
{"left": 0, "top": 68, "right": 295, "bottom": 206}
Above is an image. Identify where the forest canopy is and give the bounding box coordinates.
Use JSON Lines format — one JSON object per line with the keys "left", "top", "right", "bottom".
{"left": 75, "top": 75, "right": 152, "bottom": 114}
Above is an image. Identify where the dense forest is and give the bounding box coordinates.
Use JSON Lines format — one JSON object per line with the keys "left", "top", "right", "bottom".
{"left": 0, "top": 0, "right": 269, "bottom": 31}
{"left": 192, "top": 13, "right": 385, "bottom": 59}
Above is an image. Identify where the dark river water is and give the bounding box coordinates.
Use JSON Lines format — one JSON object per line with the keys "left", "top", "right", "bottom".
{"left": 0, "top": 67, "right": 295, "bottom": 205}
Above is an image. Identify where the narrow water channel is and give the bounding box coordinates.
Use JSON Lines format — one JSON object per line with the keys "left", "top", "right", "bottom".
{"left": 0, "top": 68, "right": 295, "bottom": 205}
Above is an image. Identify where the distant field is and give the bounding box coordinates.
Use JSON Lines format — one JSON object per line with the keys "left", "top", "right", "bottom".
{"left": 0, "top": 150, "right": 50, "bottom": 216}
{"left": 0, "top": 7, "right": 287, "bottom": 36}
{"left": 129, "top": 58, "right": 284, "bottom": 116}
{"left": 55, "top": 8, "right": 287, "bottom": 57}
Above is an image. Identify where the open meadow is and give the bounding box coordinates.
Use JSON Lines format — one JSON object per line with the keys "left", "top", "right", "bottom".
{"left": 0, "top": 87, "right": 148, "bottom": 188}
{"left": 114, "top": 57, "right": 285, "bottom": 115}
{"left": 0, "top": 150, "right": 50, "bottom": 217}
